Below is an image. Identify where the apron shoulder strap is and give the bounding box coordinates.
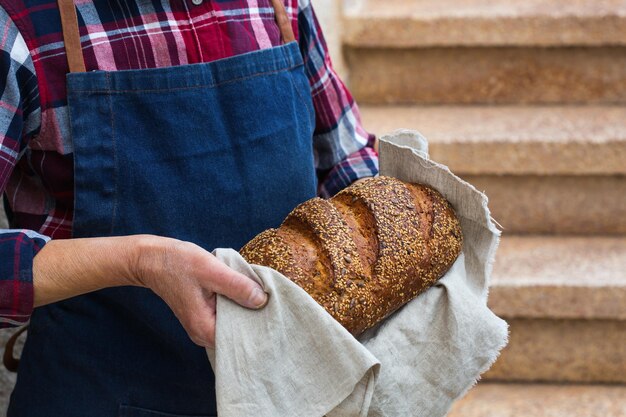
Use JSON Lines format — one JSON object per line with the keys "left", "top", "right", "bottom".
{"left": 270, "top": 0, "right": 296, "bottom": 43}
{"left": 3, "top": 325, "right": 28, "bottom": 372}
{"left": 57, "top": 0, "right": 296, "bottom": 74}
{"left": 57, "top": 0, "right": 86, "bottom": 73}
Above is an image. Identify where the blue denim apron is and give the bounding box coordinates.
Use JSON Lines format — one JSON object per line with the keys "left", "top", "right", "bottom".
{"left": 8, "top": 1, "right": 316, "bottom": 415}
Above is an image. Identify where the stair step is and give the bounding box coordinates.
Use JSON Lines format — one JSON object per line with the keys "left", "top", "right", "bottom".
{"left": 345, "top": 46, "right": 626, "bottom": 104}
{"left": 484, "top": 236, "right": 626, "bottom": 383}
{"left": 344, "top": 0, "right": 626, "bottom": 48}
{"left": 343, "top": 0, "right": 626, "bottom": 104}
{"left": 365, "top": 106, "right": 626, "bottom": 234}
{"left": 485, "top": 318, "right": 626, "bottom": 383}
{"left": 490, "top": 236, "right": 626, "bottom": 320}
{"left": 448, "top": 383, "right": 626, "bottom": 417}
{"left": 463, "top": 175, "right": 625, "bottom": 234}
{"left": 361, "top": 105, "right": 626, "bottom": 175}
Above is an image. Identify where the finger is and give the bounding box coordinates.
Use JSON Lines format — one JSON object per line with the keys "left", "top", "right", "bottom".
{"left": 185, "top": 300, "right": 216, "bottom": 348}
{"left": 187, "top": 319, "right": 215, "bottom": 348}
{"left": 205, "top": 256, "right": 268, "bottom": 309}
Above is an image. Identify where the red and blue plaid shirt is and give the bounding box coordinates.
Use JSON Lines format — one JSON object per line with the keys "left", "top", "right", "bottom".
{"left": 0, "top": 0, "right": 378, "bottom": 328}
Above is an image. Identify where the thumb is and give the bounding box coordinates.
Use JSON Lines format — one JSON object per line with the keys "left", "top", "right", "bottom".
{"left": 206, "top": 255, "right": 268, "bottom": 309}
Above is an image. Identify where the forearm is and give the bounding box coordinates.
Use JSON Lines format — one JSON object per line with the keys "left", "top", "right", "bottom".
{"left": 32, "top": 235, "right": 144, "bottom": 307}
{"left": 30, "top": 233, "right": 265, "bottom": 347}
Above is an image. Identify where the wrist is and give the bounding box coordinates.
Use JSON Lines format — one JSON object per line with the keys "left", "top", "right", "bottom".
{"left": 129, "top": 234, "right": 179, "bottom": 288}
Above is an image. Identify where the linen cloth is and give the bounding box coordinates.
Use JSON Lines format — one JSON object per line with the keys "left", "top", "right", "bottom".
{"left": 207, "top": 130, "right": 509, "bottom": 417}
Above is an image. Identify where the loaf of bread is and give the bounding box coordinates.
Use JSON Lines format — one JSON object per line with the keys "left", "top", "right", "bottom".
{"left": 240, "top": 176, "right": 463, "bottom": 336}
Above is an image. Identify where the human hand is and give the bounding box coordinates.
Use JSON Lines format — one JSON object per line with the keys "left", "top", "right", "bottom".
{"left": 32, "top": 235, "right": 266, "bottom": 349}
{"left": 132, "top": 236, "right": 268, "bottom": 348}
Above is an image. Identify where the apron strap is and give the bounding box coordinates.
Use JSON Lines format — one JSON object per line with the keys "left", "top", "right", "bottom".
{"left": 270, "top": 0, "right": 296, "bottom": 43}
{"left": 57, "top": 0, "right": 86, "bottom": 73}
{"left": 57, "top": 0, "right": 296, "bottom": 73}
{"left": 3, "top": 325, "right": 28, "bottom": 372}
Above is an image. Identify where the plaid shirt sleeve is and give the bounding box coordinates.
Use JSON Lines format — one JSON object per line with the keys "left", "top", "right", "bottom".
{"left": 297, "top": 0, "right": 379, "bottom": 198}
{"left": 0, "top": 7, "right": 49, "bottom": 329}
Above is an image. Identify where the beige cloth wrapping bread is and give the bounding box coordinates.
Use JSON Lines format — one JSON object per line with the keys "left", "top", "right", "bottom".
{"left": 206, "top": 130, "right": 509, "bottom": 417}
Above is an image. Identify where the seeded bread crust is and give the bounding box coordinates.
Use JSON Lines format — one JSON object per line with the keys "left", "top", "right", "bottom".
{"left": 240, "top": 176, "right": 463, "bottom": 336}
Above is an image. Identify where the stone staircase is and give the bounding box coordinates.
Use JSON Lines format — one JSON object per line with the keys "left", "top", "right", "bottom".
{"left": 343, "top": 0, "right": 626, "bottom": 415}
{"left": 447, "top": 383, "right": 626, "bottom": 417}
{"left": 343, "top": 0, "right": 626, "bottom": 104}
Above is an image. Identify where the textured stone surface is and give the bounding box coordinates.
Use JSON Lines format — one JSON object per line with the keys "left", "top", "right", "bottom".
{"left": 484, "top": 319, "right": 626, "bottom": 383}
{"left": 344, "top": 0, "right": 626, "bottom": 47}
{"left": 489, "top": 236, "right": 626, "bottom": 320}
{"left": 448, "top": 382, "right": 626, "bottom": 416}
{"left": 345, "top": 46, "right": 626, "bottom": 104}
{"left": 485, "top": 236, "right": 626, "bottom": 382}
{"left": 459, "top": 174, "right": 626, "bottom": 234}
{"left": 360, "top": 105, "right": 626, "bottom": 175}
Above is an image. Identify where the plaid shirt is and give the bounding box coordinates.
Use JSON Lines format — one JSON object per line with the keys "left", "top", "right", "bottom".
{"left": 0, "top": 0, "right": 378, "bottom": 328}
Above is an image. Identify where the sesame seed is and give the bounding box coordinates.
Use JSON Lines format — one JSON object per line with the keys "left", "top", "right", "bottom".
{"left": 239, "top": 175, "right": 463, "bottom": 337}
